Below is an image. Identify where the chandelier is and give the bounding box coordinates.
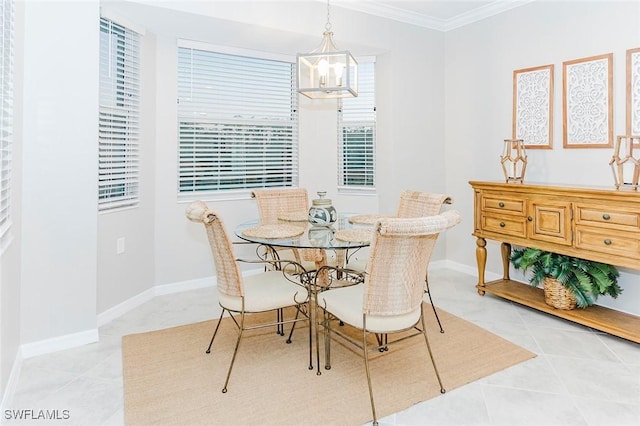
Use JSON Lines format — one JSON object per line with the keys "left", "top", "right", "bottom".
{"left": 296, "top": 0, "right": 358, "bottom": 99}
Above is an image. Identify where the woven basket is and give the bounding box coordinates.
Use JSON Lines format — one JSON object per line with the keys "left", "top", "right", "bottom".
{"left": 543, "top": 278, "right": 577, "bottom": 310}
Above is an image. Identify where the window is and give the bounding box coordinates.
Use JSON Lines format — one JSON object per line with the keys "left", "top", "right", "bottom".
{"left": 177, "top": 43, "right": 298, "bottom": 195}
{"left": 338, "top": 61, "right": 375, "bottom": 188}
{"left": 0, "top": 0, "right": 13, "bottom": 246}
{"left": 98, "top": 17, "right": 141, "bottom": 211}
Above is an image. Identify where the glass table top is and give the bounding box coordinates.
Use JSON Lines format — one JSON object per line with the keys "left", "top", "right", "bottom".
{"left": 234, "top": 214, "right": 374, "bottom": 250}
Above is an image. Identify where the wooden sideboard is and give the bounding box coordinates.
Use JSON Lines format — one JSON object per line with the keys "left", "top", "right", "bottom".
{"left": 470, "top": 181, "right": 640, "bottom": 343}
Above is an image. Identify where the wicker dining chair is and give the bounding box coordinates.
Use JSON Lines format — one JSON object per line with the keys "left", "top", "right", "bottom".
{"left": 397, "top": 190, "right": 453, "bottom": 333}
{"left": 251, "top": 188, "right": 327, "bottom": 341}
{"left": 251, "top": 188, "right": 324, "bottom": 271}
{"left": 396, "top": 189, "right": 453, "bottom": 217}
{"left": 317, "top": 211, "right": 462, "bottom": 426}
{"left": 347, "top": 190, "right": 453, "bottom": 333}
{"left": 186, "top": 200, "right": 311, "bottom": 393}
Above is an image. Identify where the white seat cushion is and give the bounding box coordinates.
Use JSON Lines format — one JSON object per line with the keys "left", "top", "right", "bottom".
{"left": 218, "top": 271, "right": 308, "bottom": 312}
{"left": 317, "top": 284, "right": 421, "bottom": 333}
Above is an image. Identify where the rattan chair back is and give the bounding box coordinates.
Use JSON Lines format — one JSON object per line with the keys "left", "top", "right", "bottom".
{"left": 396, "top": 190, "right": 453, "bottom": 218}
{"left": 252, "top": 188, "right": 323, "bottom": 263}
{"left": 251, "top": 188, "right": 309, "bottom": 224}
{"left": 186, "top": 200, "right": 243, "bottom": 298}
{"left": 363, "top": 211, "right": 462, "bottom": 316}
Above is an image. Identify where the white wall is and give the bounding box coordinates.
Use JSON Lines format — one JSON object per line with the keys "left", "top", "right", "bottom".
{"left": 444, "top": 0, "right": 640, "bottom": 314}
{"left": 98, "top": 1, "right": 447, "bottom": 292}
{"left": 20, "top": 0, "right": 100, "bottom": 344}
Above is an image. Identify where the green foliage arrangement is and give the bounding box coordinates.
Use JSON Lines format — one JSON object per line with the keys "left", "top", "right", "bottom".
{"left": 510, "top": 247, "right": 623, "bottom": 308}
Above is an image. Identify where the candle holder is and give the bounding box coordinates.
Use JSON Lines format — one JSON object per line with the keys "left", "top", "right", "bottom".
{"left": 609, "top": 135, "right": 640, "bottom": 191}
{"left": 500, "top": 139, "right": 527, "bottom": 183}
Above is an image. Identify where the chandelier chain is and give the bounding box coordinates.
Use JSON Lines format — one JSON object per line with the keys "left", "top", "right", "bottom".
{"left": 325, "top": 0, "right": 332, "bottom": 32}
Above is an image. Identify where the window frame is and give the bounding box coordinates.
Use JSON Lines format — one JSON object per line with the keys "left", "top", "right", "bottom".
{"left": 337, "top": 58, "right": 376, "bottom": 193}
{"left": 176, "top": 40, "right": 299, "bottom": 200}
{"left": 98, "top": 16, "right": 141, "bottom": 212}
{"left": 0, "top": 0, "right": 14, "bottom": 252}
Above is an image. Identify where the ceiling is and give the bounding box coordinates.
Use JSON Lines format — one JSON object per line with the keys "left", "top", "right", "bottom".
{"left": 331, "top": 0, "right": 536, "bottom": 31}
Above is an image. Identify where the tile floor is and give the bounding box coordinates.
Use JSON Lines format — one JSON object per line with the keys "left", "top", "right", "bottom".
{"left": 3, "top": 268, "right": 640, "bottom": 425}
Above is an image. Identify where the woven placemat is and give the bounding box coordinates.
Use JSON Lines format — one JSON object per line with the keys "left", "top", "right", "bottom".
{"left": 348, "top": 214, "right": 391, "bottom": 225}
{"left": 277, "top": 212, "right": 309, "bottom": 222}
{"left": 335, "top": 229, "right": 373, "bottom": 243}
{"left": 242, "top": 224, "right": 305, "bottom": 239}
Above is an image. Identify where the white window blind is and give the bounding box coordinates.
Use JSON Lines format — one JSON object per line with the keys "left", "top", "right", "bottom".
{"left": 98, "top": 17, "right": 140, "bottom": 211}
{"left": 177, "top": 46, "right": 298, "bottom": 194}
{"left": 338, "top": 61, "right": 375, "bottom": 188}
{"left": 0, "top": 0, "right": 13, "bottom": 244}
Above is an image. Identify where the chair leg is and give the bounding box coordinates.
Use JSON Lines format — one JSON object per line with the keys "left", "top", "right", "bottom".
{"left": 222, "top": 311, "right": 245, "bottom": 393}
{"left": 314, "top": 302, "right": 322, "bottom": 375}
{"left": 308, "top": 304, "right": 313, "bottom": 372}
{"left": 206, "top": 309, "right": 227, "bottom": 354}
{"left": 323, "top": 309, "right": 332, "bottom": 370}
{"left": 276, "top": 308, "right": 285, "bottom": 336}
{"left": 286, "top": 307, "right": 301, "bottom": 344}
{"left": 375, "top": 333, "right": 389, "bottom": 352}
{"left": 424, "top": 273, "right": 444, "bottom": 333}
{"left": 419, "top": 305, "right": 445, "bottom": 394}
{"left": 362, "top": 319, "right": 378, "bottom": 426}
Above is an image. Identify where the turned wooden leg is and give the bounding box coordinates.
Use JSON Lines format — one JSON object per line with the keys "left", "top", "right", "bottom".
{"left": 501, "top": 242, "right": 511, "bottom": 280}
{"left": 475, "top": 237, "right": 487, "bottom": 295}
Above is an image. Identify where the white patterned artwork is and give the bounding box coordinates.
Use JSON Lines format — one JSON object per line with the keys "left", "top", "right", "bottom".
{"left": 513, "top": 65, "right": 554, "bottom": 149}
{"left": 627, "top": 48, "right": 640, "bottom": 136}
{"left": 563, "top": 53, "right": 613, "bottom": 148}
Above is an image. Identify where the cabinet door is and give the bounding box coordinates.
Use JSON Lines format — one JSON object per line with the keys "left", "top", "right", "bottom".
{"left": 527, "top": 200, "right": 572, "bottom": 246}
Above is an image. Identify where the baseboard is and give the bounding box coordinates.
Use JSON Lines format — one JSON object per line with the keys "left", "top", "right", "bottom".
{"left": 19, "top": 264, "right": 487, "bottom": 361}
{"left": 96, "top": 277, "right": 217, "bottom": 327}
{"left": 429, "top": 259, "right": 448, "bottom": 271}
{"left": 0, "top": 348, "right": 22, "bottom": 412}
{"left": 97, "top": 287, "right": 157, "bottom": 327}
{"left": 154, "top": 276, "right": 214, "bottom": 296}
{"left": 431, "top": 259, "right": 501, "bottom": 282}
{"left": 20, "top": 328, "right": 99, "bottom": 359}
{"left": 21, "top": 273, "right": 221, "bottom": 357}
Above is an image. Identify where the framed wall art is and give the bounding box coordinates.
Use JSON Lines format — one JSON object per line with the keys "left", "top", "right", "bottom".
{"left": 512, "top": 64, "right": 554, "bottom": 149}
{"left": 562, "top": 53, "right": 613, "bottom": 148}
{"left": 627, "top": 47, "right": 640, "bottom": 136}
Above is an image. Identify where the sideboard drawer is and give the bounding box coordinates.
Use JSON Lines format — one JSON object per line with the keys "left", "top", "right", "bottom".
{"left": 481, "top": 214, "right": 527, "bottom": 238}
{"left": 481, "top": 193, "right": 526, "bottom": 216}
{"left": 575, "top": 204, "right": 640, "bottom": 231}
{"left": 574, "top": 226, "right": 640, "bottom": 260}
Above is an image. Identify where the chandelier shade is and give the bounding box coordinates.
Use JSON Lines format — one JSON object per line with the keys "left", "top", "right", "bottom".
{"left": 296, "top": 2, "right": 358, "bottom": 99}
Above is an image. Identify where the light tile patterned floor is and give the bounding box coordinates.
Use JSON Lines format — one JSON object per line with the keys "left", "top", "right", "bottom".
{"left": 3, "top": 268, "right": 640, "bottom": 425}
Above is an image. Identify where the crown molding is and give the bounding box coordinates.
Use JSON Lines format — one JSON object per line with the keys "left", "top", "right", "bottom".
{"left": 332, "top": 0, "right": 536, "bottom": 32}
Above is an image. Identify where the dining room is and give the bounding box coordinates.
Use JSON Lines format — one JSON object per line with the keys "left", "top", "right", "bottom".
{"left": 2, "top": 0, "right": 640, "bottom": 425}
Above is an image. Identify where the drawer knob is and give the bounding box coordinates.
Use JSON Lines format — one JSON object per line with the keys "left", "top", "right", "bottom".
{"left": 527, "top": 216, "right": 533, "bottom": 222}
{"left": 602, "top": 214, "right": 610, "bottom": 220}
{"left": 604, "top": 239, "right": 612, "bottom": 245}
{"left": 498, "top": 202, "right": 505, "bottom": 208}
{"left": 499, "top": 222, "right": 506, "bottom": 228}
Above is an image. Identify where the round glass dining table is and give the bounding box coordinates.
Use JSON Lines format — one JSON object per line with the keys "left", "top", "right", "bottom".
{"left": 233, "top": 214, "right": 373, "bottom": 251}
{"left": 234, "top": 214, "right": 376, "bottom": 375}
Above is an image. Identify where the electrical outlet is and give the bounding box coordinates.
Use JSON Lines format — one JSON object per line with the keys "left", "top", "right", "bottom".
{"left": 117, "top": 237, "right": 125, "bottom": 255}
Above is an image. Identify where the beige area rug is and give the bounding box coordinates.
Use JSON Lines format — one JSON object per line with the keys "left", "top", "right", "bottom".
{"left": 122, "top": 305, "right": 535, "bottom": 426}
